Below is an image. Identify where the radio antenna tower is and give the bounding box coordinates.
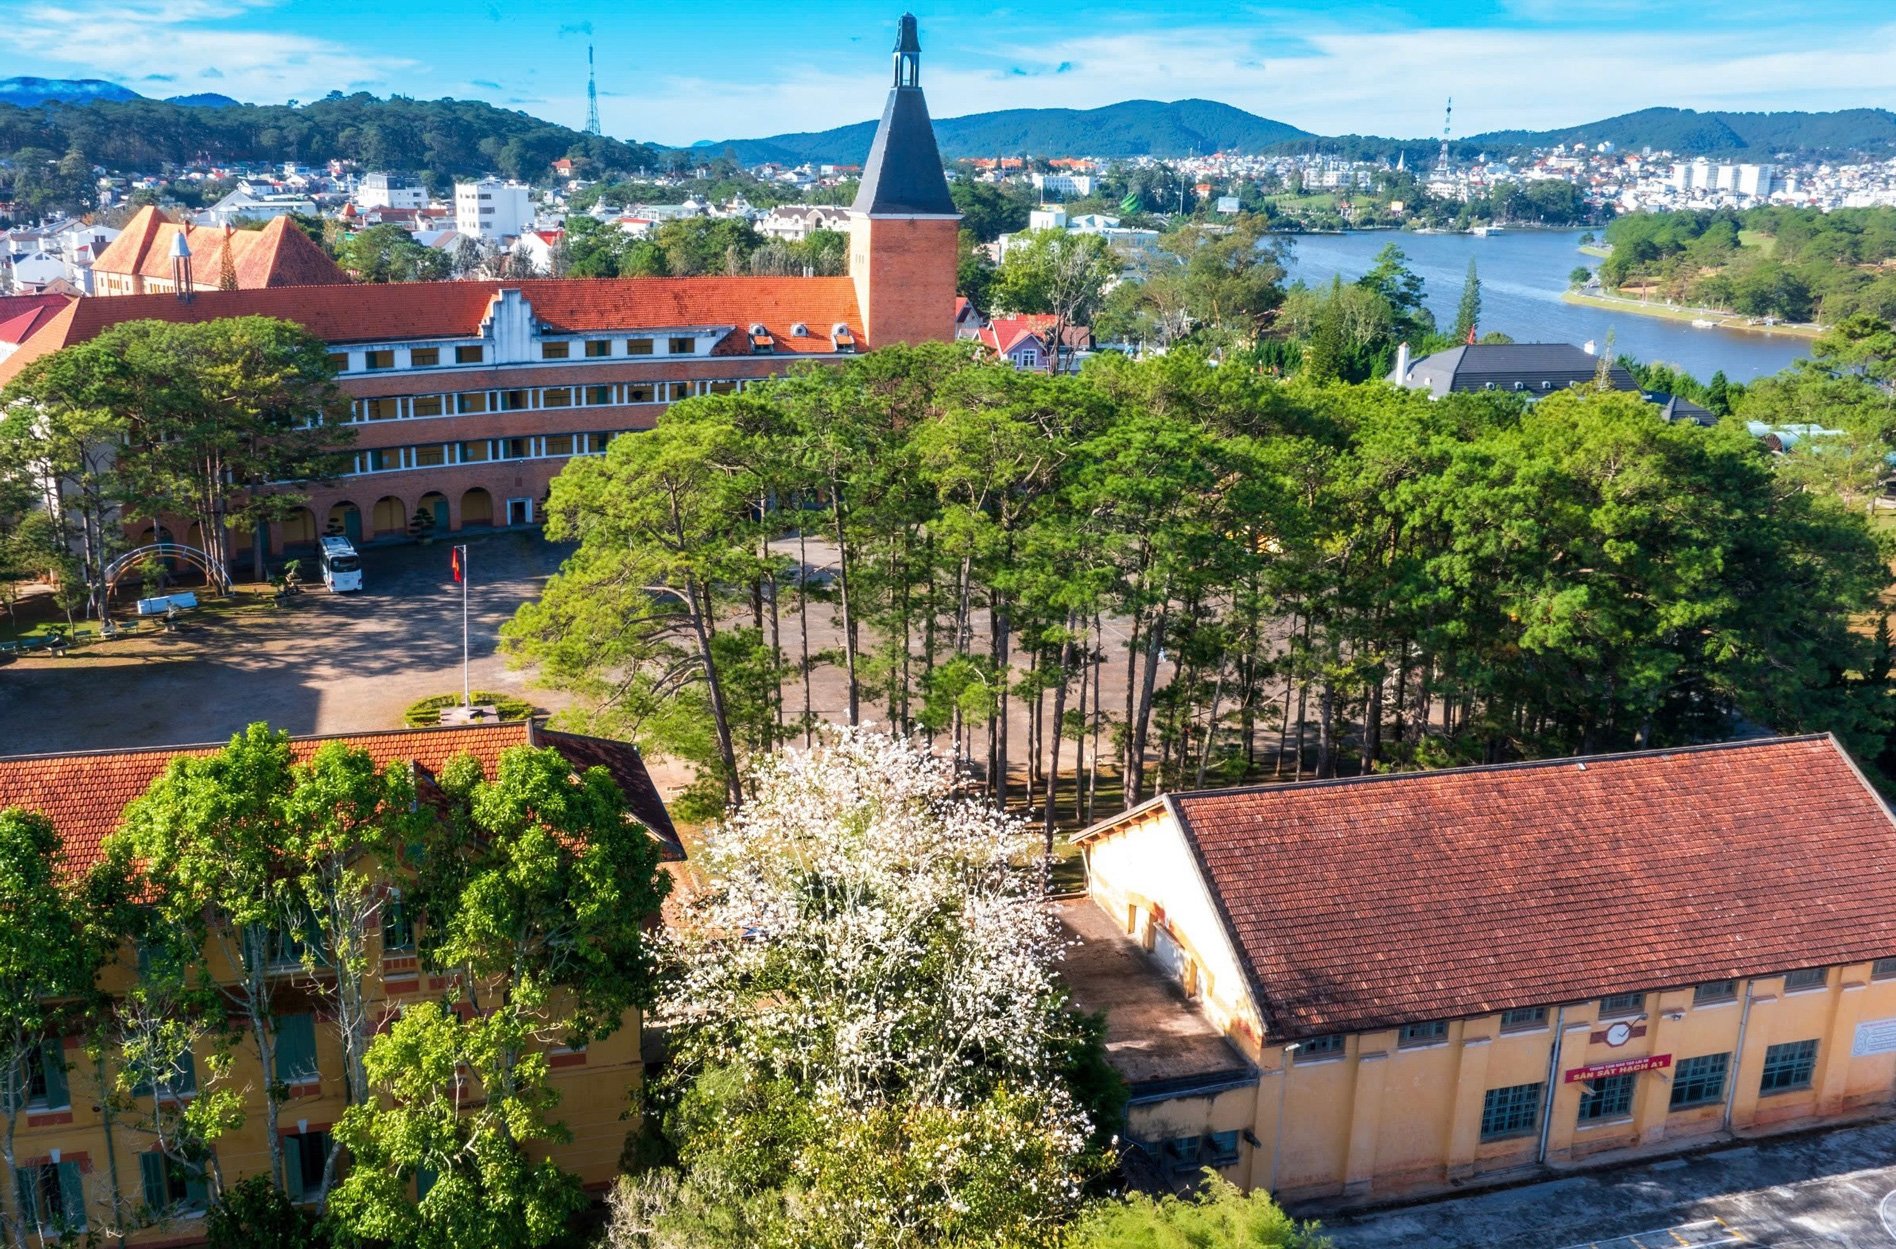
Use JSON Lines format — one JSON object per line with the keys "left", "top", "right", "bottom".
{"left": 1435, "top": 97, "right": 1452, "bottom": 177}
{"left": 585, "top": 44, "right": 602, "bottom": 136}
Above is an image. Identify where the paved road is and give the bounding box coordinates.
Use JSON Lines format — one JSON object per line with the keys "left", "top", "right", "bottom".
{"left": 1322, "top": 1117, "right": 1896, "bottom": 1249}
{"left": 0, "top": 531, "right": 574, "bottom": 755}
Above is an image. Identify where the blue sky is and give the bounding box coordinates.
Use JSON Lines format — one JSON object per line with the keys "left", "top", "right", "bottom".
{"left": 4, "top": 0, "right": 1895, "bottom": 146}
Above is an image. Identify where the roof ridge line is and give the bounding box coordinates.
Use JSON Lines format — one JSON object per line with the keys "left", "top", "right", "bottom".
{"left": 1161, "top": 733, "right": 1832, "bottom": 805}
{"left": 0, "top": 720, "right": 531, "bottom": 764}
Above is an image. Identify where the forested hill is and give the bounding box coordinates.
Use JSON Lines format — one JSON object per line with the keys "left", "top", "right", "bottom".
{"left": 0, "top": 93, "right": 665, "bottom": 185}
{"left": 696, "top": 99, "right": 1315, "bottom": 164}
{"left": 1468, "top": 107, "right": 1896, "bottom": 156}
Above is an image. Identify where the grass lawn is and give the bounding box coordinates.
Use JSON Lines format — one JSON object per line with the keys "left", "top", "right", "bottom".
{"left": 1579, "top": 244, "right": 1611, "bottom": 258}
{"left": 1267, "top": 192, "right": 1340, "bottom": 212}
{"left": 1738, "top": 229, "right": 1779, "bottom": 256}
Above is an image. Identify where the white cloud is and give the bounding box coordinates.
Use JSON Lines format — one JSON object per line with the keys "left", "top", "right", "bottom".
{"left": 2, "top": 0, "right": 416, "bottom": 102}
{"left": 608, "top": 18, "right": 1896, "bottom": 146}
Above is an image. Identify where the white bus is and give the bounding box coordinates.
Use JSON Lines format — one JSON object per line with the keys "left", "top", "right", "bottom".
{"left": 319, "top": 536, "right": 364, "bottom": 592}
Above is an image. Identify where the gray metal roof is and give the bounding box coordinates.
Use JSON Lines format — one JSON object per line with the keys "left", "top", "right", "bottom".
{"left": 1392, "top": 343, "right": 1638, "bottom": 398}
{"left": 851, "top": 17, "right": 957, "bottom": 217}
{"left": 1648, "top": 392, "right": 1719, "bottom": 426}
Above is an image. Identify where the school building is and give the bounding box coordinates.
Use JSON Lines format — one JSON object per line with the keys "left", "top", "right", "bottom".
{"left": 0, "top": 13, "right": 959, "bottom": 566}
{"left": 0, "top": 720, "right": 681, "bottom": 1245}
{"left": 1064, "top": 734, "right": 1896, "bottom": 1206}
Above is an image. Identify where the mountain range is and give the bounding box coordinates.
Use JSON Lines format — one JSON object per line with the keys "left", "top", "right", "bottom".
{"left": 0, "top": 77, "right": 240, "bottom": 110}
{"left": 6, "top": 77, "right": 1896, "bottom": 163}
{"left": 1467, "top": 106, "right": 1896, "bottom": 156}
{"left": 695, "top": 99, "right": 1314, "bottom": 164}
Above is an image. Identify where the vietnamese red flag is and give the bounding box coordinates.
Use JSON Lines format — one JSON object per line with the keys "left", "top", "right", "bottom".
{"left": 451, "top": 547, "right": 462, "bottom": 583}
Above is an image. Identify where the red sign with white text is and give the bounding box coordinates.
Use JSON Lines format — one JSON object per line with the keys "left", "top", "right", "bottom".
{"left": 1564, "top": 1054, "right": 1672, "bottom": 1083}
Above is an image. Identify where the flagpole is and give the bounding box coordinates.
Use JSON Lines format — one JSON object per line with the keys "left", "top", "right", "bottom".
{"left": 460, "top": 544, "right": 470, "bottom": 708}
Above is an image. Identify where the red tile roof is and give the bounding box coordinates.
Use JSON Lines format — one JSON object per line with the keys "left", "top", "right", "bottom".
{"left": 0, "top": 275, "right": 864, "bottom": 385}
{"left": 0, "top": 720, "right": 680, "bottom": 874}
{"left": 1085, "top": 735, "right": 1896, "bottom": 1040}
{"left": 0, "top": 294, "right": 74, "bottom": 345}
{"left": 90, "top": 208, "right": 347, "bottom": 291}
{"left": 976, "top": 314, "right": 1088, "bottom": 357}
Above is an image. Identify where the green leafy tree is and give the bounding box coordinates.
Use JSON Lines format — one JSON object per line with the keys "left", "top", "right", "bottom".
{"left": 0, "top": 809, "right": 113, "bottom": 1249}
{"left": 1356, "top": 242, "right": 1433, "bottom": 343}
{"left": 503, "top": 398, "right": 770, "bottom": 812}
{"left": 991, "top": 229, "right": 1118, "bottom": 367}
{"left": 112, "top": 726, "right": 311, "bottom": 1195}
{"left": 1065, "top": 1174, "right": 1328, "bottom": 1248}
{"left": 0, "top": 344, "right": 134, "bottom": 618}
{"left": 331, "top": 744, "right": 667, "bottom": 1248}
{"left": 203, "top": 1175, "right": 323, "bottom": 1249}
{"left": 329, "top": 1000, "right": 583, "bottom": 1249}
{"left": 336, "top": 223, "right": 453, "bottom": 283}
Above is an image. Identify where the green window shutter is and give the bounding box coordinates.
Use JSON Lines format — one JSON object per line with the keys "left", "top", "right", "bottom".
{"left": 184, "top": 1168, "right": 209, "bottom": 1211}
{"left": 284, "top": 1135, "right": 305, "bottom": 1202}
{"left": 58, "top": 1161, "right": 84, "bottom": 1230}
{"left": 138, "top": 1154, "right": 165, "bottom": 1213}
{"left": 415, "top": 1164, "right": 436, "bottom": 1200}
{"left": 15, "top": 1168, "right": 38, "bottom": 1227}
{"left": 41, "top": 1039, "right": 68, "bottom": 1108}
{"left": 274, "top": 1014, "right": 317, "bottom": 1084}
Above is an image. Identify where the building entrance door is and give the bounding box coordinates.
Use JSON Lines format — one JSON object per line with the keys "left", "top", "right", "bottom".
{"left": 507, "top": 498, "right": 533, "bottom": 526}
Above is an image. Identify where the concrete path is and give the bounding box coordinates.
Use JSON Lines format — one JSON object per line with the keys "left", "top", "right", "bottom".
{"left": 1323, "top": 1117, "right": 1896, "bottom": 1249}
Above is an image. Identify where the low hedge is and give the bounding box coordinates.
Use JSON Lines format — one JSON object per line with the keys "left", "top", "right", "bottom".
{"left": 403, "top": 691, "right": 538, "bottom": 728}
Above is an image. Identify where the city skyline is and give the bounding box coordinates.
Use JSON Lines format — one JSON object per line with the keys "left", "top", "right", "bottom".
{"left": 2, "top": 1, "right": 1895, "bottom": 149}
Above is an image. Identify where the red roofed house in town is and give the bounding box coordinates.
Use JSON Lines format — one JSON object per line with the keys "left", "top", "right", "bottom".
{"left": 0, "top": 719, "right": 679, "bottom": 1236}
{"left": 89, "top": 207, "right": 349, "bottom": 296}
{"left": 0, "top": 14, "right": 960, "bottom": 567}
{"left": 1067, "top": 734, "right": 1896, "bottom": 1204}
{"left": 976, "top": 313, "right": 1092, "bottom": 373}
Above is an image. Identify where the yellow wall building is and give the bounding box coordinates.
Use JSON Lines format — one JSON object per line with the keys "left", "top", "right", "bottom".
{"left": 0, "top": 722, "right": 680, "bottom": 1246}
{"left": 1068, "top": 734, "right": 1896, "bottom": 1206}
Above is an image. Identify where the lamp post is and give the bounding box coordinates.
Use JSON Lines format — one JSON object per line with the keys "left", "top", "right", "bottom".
{"left": 1271, "top": 1042, "right": 1300, "bottom": 1196}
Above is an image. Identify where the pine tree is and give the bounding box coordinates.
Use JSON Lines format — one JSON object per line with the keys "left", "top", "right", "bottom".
{"left": 218, "top": 225, "right": 238, "bottom": 291}
{"left": 1453, "top": 258, "right": 1481, "bottom": 342}
{"left": 1705, "top": 370, "right": 1732, "bottom": 417}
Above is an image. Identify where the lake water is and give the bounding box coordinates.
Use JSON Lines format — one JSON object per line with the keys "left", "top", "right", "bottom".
{"left": 1282, "top": 229, "right": 1811, "bottom": 383}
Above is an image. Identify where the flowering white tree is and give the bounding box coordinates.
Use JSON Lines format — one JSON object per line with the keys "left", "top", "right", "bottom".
{"left": 630, "top": 727, "right": 1114, "bottom": 1249}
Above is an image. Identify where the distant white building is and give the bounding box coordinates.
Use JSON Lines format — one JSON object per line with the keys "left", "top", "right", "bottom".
{"left": 756, "top": 204, "right": 851, "bottom": 243}
{"left": 1031, "top": 171, "right": 1096, "bottom": 198}
{"left": 356, "top": 173, "right": 427, "bottom": 211}
{"left": 998, "top": 207, "right": 1161, "bottom": 265}
{"left": 454, "top": 179, "right": 533, "bottom": 243}
{"left": 201, "top": 188, "right": 317, "bottom": 226}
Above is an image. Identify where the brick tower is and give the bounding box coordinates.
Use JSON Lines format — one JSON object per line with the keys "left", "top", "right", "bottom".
{"left": 849, "top": 13, "right": 961, "bottom": 347}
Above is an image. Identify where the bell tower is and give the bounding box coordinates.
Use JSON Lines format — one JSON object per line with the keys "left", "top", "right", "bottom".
{"left": 848, "top": 13, "right": 960, "bottom": 348}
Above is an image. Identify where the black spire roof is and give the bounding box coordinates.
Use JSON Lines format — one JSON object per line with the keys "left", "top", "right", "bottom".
{"left": 852, "top": 14, "right": 958, "bottom": 217}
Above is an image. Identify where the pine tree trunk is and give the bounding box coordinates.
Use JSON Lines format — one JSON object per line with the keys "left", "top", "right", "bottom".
{"left": 1044, "top": 619, "right": 1075, "bottom": 850}
{"left": 1127, "top": 608, "right": 1168, "bottom": 807}
{"left": 798, "top": 528, "right": 813, "bottom": 747}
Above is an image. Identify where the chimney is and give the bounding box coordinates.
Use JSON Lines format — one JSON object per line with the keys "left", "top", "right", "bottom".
{"left": 1394, "top": 341, "right": 1411, "bottom": 383}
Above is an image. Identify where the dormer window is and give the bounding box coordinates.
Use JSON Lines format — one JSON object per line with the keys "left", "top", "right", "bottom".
{"left": 831, "top": 323, "right": 856, "bottom": 353}
{"left": 790, "top": 322, "right": 810, "bottom": 338}
{"left": 749, "top": 323, "right": 775, "bottom": 354}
